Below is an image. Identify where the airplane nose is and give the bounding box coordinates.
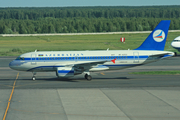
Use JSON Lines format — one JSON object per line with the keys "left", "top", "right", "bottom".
{"left": 9, "top": 60, "right": 19, "bottom": 70}
{"left": 171, "top": 42, "right": 178, "bottom": 48}
{"left": 9, "top": 61, "right": 15, "bottom": 69}
{"left": 171, "top": 42, "right": 174, "bottom": 47}
{"left": 9, "top": 60, "right": 27, "bottom": 71}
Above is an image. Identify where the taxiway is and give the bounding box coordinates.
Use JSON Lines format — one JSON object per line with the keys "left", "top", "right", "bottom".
{"left": 0, "top": 57, "right": 180, "bottom": 120}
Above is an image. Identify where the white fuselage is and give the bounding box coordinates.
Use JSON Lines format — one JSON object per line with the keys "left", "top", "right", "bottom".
{"left": 9, "top": 50, "right": 174, "bottom": 73}
{"left": 171, "top": 36, "right": 180, "bottom": 51}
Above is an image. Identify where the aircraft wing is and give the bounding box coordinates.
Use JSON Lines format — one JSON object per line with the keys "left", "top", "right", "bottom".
{"left": 62, "top": 59, "right": 116, "bottom": 73}
{"left": 64, "top": 60, "right": 110, "bottom": 72}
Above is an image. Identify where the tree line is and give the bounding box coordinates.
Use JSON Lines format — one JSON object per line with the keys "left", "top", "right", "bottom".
{"left": 1, "top": 6, "right": 180, "bottom": 20}
{"left": 0, "top": 6, "right": 180, "bottom": 34}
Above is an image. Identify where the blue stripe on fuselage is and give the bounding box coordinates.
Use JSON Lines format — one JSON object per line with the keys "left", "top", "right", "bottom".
{"left": 27, "top": 66, "right": 64, "bottom": 71}
{"left": 22, "top": 55, "right": 149, "bottom": 62}
{"left": 23, "top": 55, "right": 149, "bottom": 71}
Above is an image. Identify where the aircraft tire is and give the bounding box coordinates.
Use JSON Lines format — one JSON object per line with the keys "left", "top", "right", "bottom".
{"left": 86, "top": 75, "right": 92, "bottom": 81}
{"left": 32, "top": 77, "right": 36, "bottom": 81}
{"left": 174, "top": 52, "right": 177, "bottom": 56}
{"left": 85, "top": 74, "right": 88, "bottom": 79}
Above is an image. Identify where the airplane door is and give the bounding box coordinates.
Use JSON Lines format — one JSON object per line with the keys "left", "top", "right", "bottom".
{"left": 31, "top": 54, "right": 37, "bottom": 65}
{"left": 74, "top": 56, "right": 78, "bottom": 62}
{"left": 133, "top": 52, "right": 139, "bottom": 63}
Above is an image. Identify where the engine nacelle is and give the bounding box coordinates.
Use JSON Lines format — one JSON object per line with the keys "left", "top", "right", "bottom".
{"left": 56, "top": 67, "right": 74, "bottom": 78}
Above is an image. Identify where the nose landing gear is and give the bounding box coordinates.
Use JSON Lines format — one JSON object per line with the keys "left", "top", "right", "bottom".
{"left": 32, "top": 72, "right": 36, "bottom": 81}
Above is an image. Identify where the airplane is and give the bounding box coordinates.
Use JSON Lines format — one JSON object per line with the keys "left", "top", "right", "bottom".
{"left": 171, "top": 36, "right": 180, "bottom": 52}
{"left": 9, "top": 20, "right": 174, "bottom": 81}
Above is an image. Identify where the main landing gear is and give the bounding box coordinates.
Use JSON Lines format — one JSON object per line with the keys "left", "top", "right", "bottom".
{"left": 84, "top": 73, "right": 92, "bottom": 81}
{"left": 31, "top": 72, "right": 92, "bottom": 81}
{"left": 32, "top": 72, "right": 36, "bottom": 81}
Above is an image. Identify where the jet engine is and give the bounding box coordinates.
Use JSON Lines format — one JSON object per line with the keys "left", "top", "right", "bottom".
{"left": 56, "top": 67, "right": 75, "bottom": 78}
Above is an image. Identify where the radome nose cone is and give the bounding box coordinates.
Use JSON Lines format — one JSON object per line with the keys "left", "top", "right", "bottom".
{"left": 171, "top": 42, "right": 174, "bottom": 47}
{"left": 9, "top": 61, "right": 17, "bottom": 70}
{"left": 9, "top": 60, "right": 27, "bottom": 71}
{"left": 171, "top": 42, "right": 180, "bottom": 49}
{"left": 9, "top": 61, "right": 14, "bottom": 69}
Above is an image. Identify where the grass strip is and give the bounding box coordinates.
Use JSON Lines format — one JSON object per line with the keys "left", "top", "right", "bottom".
{"left": 130, "top": 71, "right": 180, "bottom": 75}
{"left": 0, "top": 31, "right": 179, "bottom": 56}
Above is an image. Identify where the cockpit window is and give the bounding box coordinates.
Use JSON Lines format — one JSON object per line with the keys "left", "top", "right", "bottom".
{"left": 16, "top": 56, "right": 24, "bottom": 60}
{"left": 173, "top": 40, "right": 180, "bottom": 42}
{"left": 16, "top": 56, "right": 20, "bottom": 60}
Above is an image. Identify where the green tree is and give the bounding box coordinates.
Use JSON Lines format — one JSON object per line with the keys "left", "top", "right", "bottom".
{"left": 41, "top": 24, "right": 49, "bottom": 33}
{"left": 97, "top": 21, "right": 103, "bottom": 32}
{"left": 27, "top": 24, "right": 35, "bottom": 33}
{"left": 19, "top": 23, "right": 27, "bottom": 34}
{"left": 137, "top": 24, "right": 143, "bottom": 31}
{"left": 48, "top": 24, "right": 55, "bottom": 33}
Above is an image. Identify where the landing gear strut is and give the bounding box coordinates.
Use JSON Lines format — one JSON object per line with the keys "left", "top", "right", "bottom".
{"left": 32, "top": 72, "right": 36, "bottom": 81}
{"left": 84, "top": 74, "right": 92, "bottom": 81}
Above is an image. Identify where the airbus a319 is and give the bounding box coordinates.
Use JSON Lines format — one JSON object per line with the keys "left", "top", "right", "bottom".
{"left": 9, "top": 20, "right": 174, "bottom": 81}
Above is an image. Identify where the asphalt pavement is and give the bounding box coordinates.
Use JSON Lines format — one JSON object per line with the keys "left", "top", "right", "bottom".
{"left": 0, "top": 56, "right": 180, "bottom": 120}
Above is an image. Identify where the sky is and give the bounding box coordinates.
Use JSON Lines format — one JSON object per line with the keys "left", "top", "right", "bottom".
{"left": 0, "top": 0, "right": 180, "bottom": 7}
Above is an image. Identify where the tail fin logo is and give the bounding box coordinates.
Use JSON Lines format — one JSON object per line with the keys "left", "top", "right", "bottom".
{"left": 153, "top": 30, "right": 165, "bottom": 42}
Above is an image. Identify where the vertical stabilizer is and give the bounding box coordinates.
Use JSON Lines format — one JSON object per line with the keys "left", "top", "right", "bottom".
{"left": 135, "top": 20, "right": 171, "bottom": 51}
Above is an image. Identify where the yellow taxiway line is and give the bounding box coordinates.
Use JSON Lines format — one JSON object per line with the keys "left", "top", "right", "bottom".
{"left": 3, "top": 72, "right": 19, "bottom": 120}
{"left": 100, "top": 72, "right": 105, "bottom": 75}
